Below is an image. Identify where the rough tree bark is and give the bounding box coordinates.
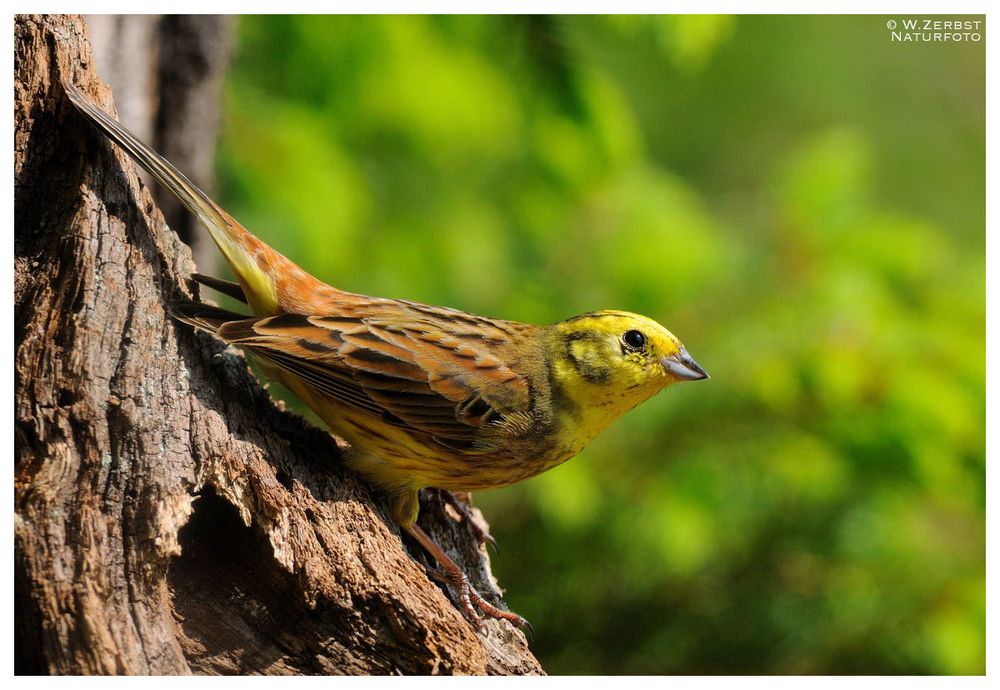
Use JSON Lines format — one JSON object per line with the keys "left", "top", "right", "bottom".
{"left": 14, "top": 14, "right": 542, "bottom": 676}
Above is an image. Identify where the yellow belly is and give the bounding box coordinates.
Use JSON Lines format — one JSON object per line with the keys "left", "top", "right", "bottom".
{"left": 266, "top": 359, "right": 574, "bottom": 497}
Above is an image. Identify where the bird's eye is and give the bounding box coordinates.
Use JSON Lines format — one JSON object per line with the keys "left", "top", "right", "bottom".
{"left": 622, "top": 329, "right": 646, "bottom": 350}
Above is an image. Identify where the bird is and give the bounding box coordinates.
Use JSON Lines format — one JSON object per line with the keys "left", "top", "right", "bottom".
{"left": 62, "top": 78, "right": 709, "bottom": 629}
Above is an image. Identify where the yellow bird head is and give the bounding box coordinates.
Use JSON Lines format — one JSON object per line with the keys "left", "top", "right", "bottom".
{"left": 547, "top": 310, "right": 708, "bottom": 445}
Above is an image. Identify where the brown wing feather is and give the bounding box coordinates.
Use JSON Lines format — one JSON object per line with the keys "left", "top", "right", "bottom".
{"left": 214, "top": 307, "right": 535, "bottom": 452}
{"left": 169, "top": 299, "right": 249, "bottom": 332}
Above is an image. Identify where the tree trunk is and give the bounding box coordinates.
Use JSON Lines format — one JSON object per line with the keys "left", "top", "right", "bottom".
{"left": 14, "top": 14, "right": 542, "bottom": 676}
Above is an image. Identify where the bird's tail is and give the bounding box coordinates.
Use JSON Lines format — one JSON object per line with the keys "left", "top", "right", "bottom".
{"left": 61, "top": 78, "right": 332, "bottom": 317}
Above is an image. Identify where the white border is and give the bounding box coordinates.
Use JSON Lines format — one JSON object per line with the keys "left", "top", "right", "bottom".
{"left": 6, "top": 5, "right": 991, "bottom": 684}
{"left": 5, "top": 3, "right": 993, "bottom": 15}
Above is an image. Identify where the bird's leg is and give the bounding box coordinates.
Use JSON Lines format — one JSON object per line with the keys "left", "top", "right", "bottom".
{"left": 403, "top": 523, "right": 529, "bottom": 629}
{"left": 424, "top": 488, "right": 498, "bottom": 552}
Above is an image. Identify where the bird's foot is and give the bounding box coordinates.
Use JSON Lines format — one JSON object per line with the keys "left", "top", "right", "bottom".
{"left": 426, "top": 488, "right": 498, "bottom": 552}
{"left": 424, "top": 565, "right": 531, "bottom": 630}
{"left": 405, "top": 523, "right": 529, "bottom": 631}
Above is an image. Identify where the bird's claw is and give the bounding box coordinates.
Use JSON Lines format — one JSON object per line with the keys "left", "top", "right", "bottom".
{"left": 432, "top": 489, "right": 499, "bottom": 553}
{"left": 425, "top": 565, "right": 529, "bottom": 630}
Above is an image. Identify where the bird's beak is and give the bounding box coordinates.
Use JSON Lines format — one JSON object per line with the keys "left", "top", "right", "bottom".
{"left": 661, "top": 348, "right": 710, "bottom": 381}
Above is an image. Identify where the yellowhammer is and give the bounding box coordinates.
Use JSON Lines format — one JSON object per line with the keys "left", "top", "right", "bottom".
{"left": 63, "top": 79, "right": 709, "bottom": 629}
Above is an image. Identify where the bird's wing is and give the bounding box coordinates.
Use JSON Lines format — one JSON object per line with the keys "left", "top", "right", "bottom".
{"left": 211, "top": 310, "right": 534, "bottom": 452}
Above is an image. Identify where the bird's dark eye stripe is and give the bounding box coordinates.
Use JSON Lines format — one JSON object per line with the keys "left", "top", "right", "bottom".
{"left": 622, "top": 330, "right": 646, "bottom": 350}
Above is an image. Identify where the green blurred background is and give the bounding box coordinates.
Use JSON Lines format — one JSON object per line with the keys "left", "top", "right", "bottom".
{"left": 214, "top": 15, "right": 984, "bottom": 674}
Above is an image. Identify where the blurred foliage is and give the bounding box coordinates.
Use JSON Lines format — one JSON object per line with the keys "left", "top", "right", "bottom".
{"left": 215, "top": 15, "right": 984, "bottom": 674}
